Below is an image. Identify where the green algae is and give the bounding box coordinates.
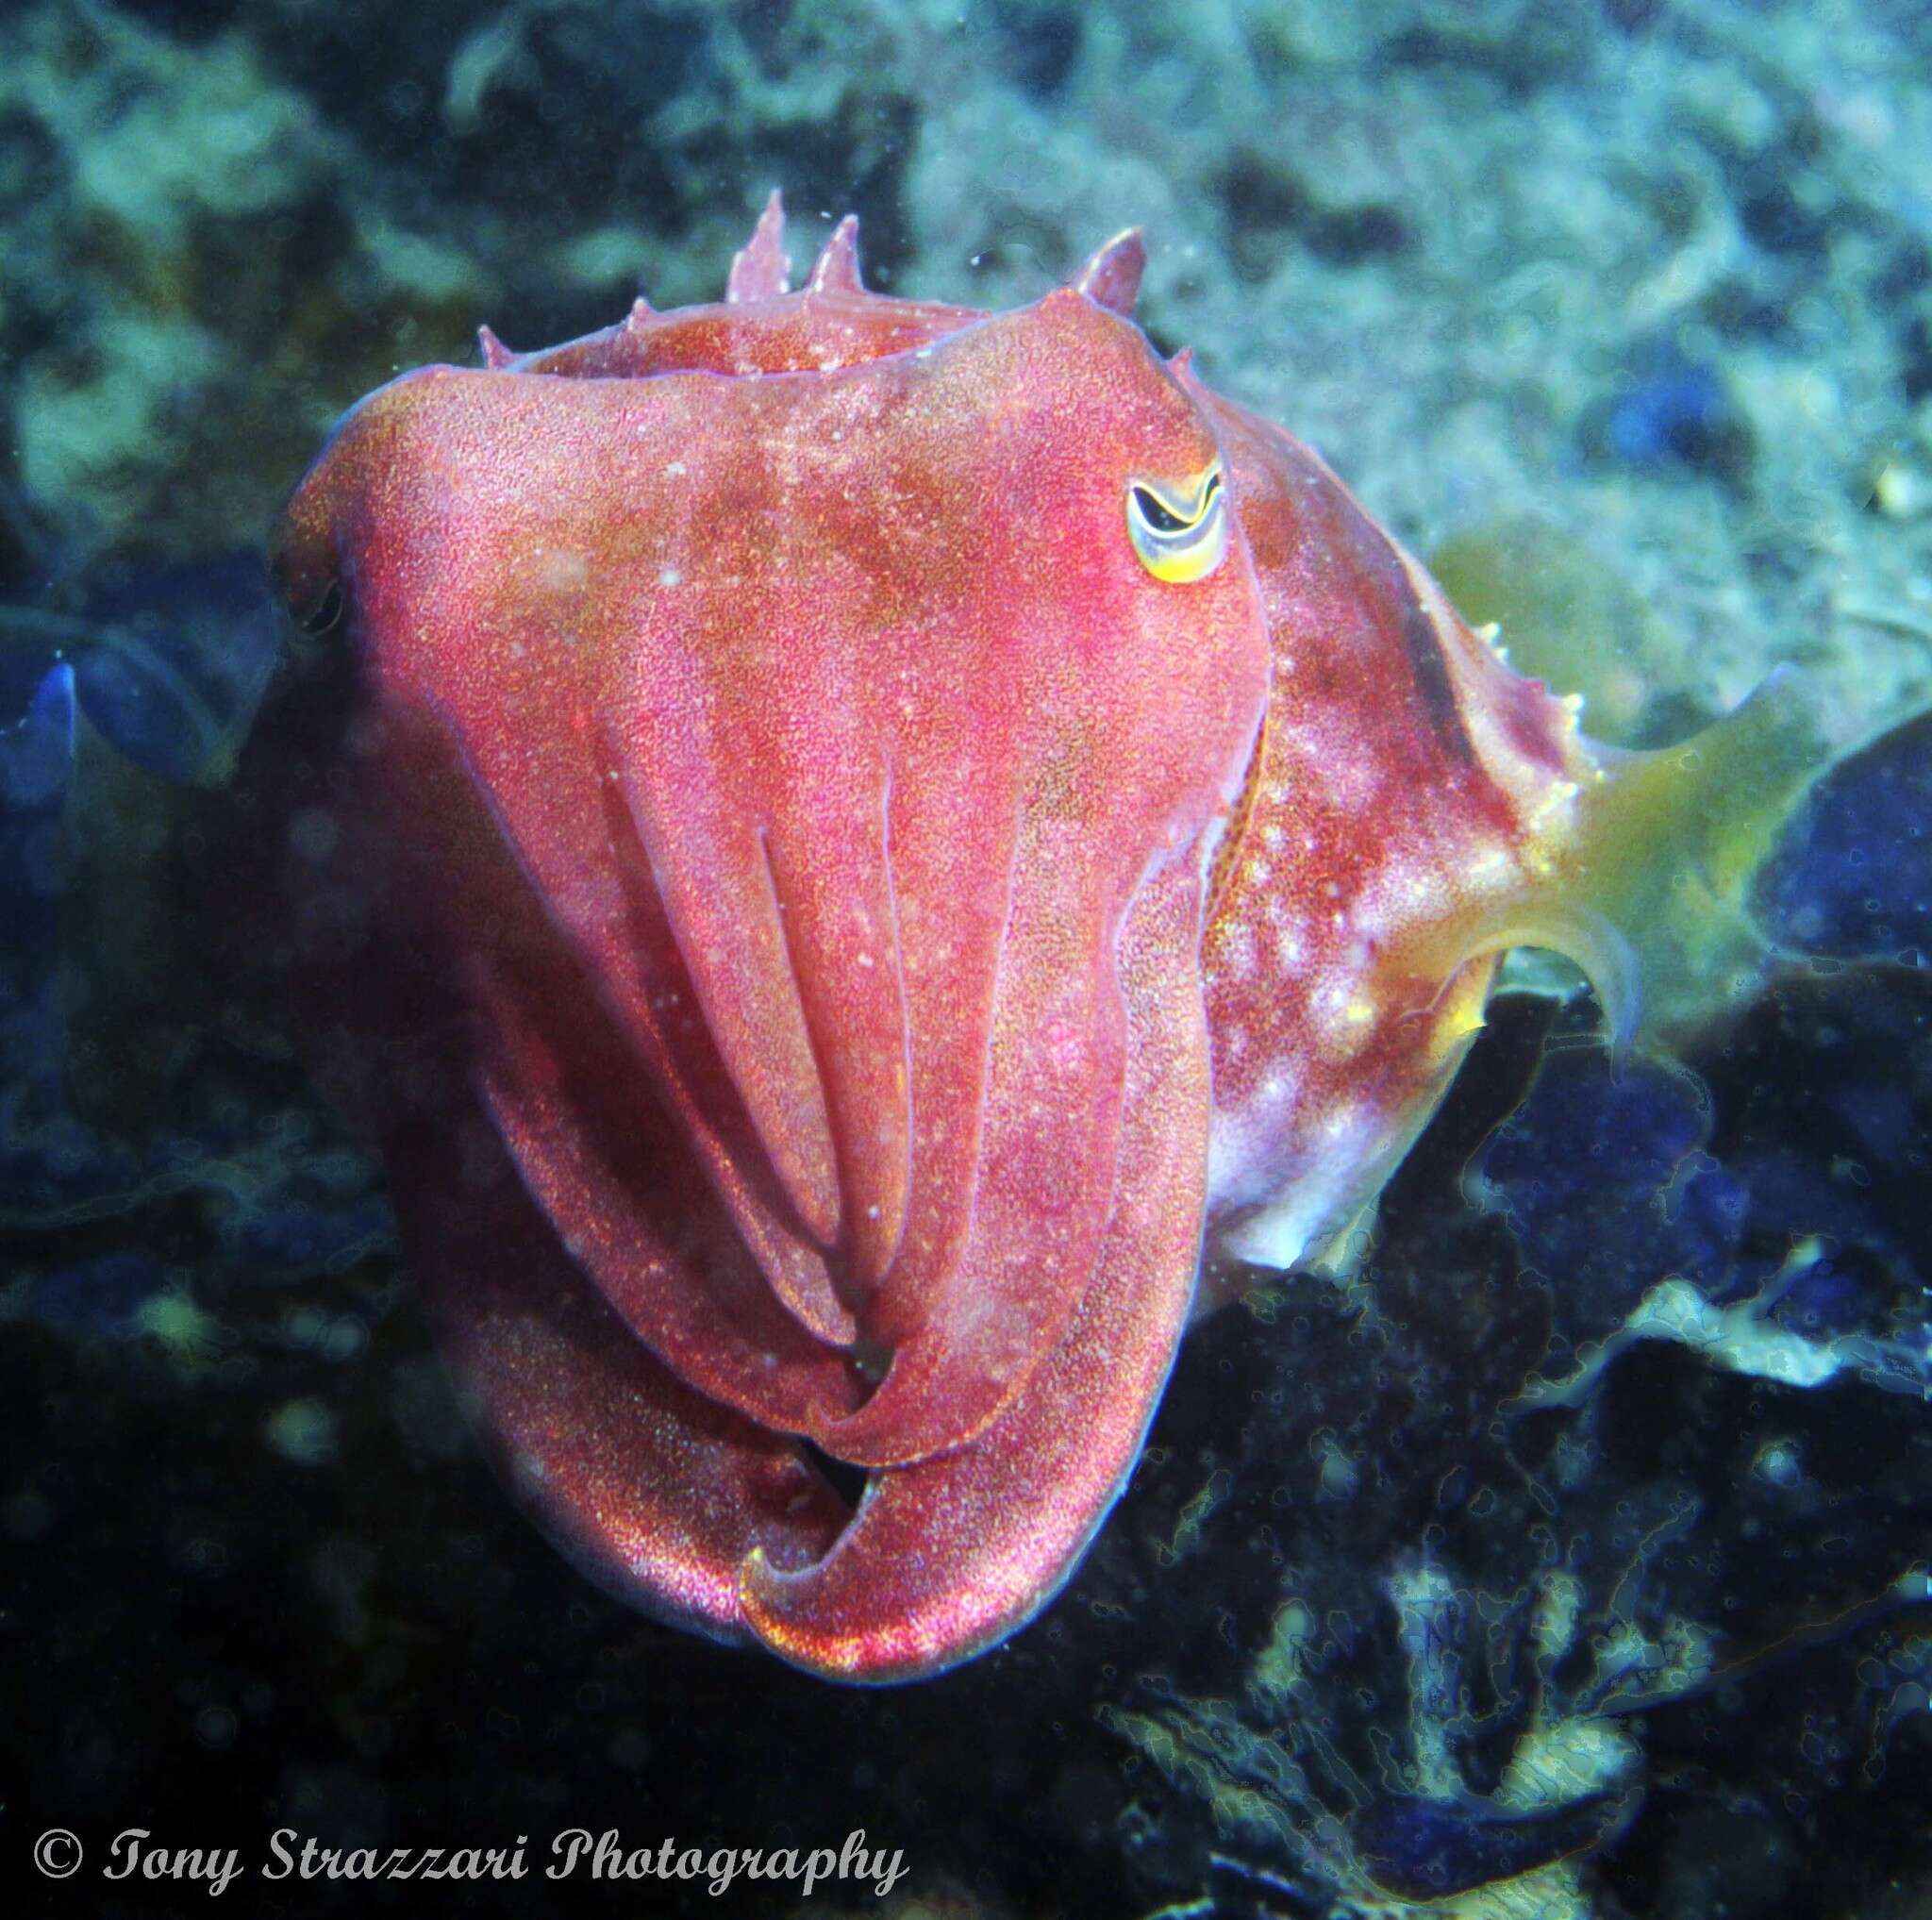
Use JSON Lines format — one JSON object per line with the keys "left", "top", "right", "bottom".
{"left": 1428, "top": 517, "right": 1707, "bottom": 748}
{"left": 1557, "top": 668, "right": 1830, "bottom": 1043}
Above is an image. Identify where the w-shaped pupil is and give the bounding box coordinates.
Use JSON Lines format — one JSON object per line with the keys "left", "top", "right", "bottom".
{"left": 1133, "top": 487, "right": 1190, "bottom": 534}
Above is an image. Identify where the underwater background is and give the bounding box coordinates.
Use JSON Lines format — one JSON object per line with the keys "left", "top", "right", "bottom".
{"left": 4, "top": 1, "right": 1932, "bottom": 1915}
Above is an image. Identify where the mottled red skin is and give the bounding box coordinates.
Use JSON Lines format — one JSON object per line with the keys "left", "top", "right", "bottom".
{"left": 265, "top": 197, "right": 1599, "bottom": 1682}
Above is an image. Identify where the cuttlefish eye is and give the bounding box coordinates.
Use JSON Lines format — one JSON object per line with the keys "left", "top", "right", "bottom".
{"left": 1125, "top": 465, "right": 1229, "bottom": 584}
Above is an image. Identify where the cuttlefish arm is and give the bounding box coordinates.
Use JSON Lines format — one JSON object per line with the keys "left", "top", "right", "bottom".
{"left": 390, "top": 1104, "right": 853, "bottom": 1639}
{"left": 381, "top": 847, "right": 1212, "bottom": 1676}
{"left": 742, "top": 853, "right": 1213, "bottom": 1677}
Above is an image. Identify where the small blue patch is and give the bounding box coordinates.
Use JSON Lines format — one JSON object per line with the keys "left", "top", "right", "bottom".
{"left": 1608, "top": 363, "right": 1726, "bottom": 466}
{"left": 26, "top": 1250, "right": 168, "bottom": 1338}
{"left": 1759, "top": 708, "right": 1932, "bottom": 962}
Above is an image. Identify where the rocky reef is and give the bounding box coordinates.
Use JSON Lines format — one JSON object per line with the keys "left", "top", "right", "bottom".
{"left": 5, "top": 3, "right": 1932, "bottom": 1915}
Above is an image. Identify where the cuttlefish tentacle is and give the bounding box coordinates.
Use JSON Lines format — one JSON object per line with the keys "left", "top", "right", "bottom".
{"left": 741, "top": 854, "right": 1211, "bottom": 1678}
{"left": 465, "top": 933, "right": 870, "bottom": 1433}
{"left": 366, "top": 697, "right": 868, "bottom": 1428}
{"left": 345, "top": 580, "right": 864, "bottom": 1368}
{"left": 819, "top": 820, "right": 1136, "bottom": 1466}
{"left": 612, "top": 760, "right": 847, "bottom": 1253}
{"left": 600, "top": 639, "right": 919, "bottom": 1321}
{"left": 591, "top": 739, "right": 860, "bottom": 1348}
{"left": 834, "top": 764, "right": 1020, "bottom": 1353}
{"left": 742, "top": 756, "right": 914, "bottom": 1300}
{"left": 390, "top": 1102, "right": 851, "bottom": 1643}
{"left": 602, "top": 581, "right": 1162, "bottom": 1470}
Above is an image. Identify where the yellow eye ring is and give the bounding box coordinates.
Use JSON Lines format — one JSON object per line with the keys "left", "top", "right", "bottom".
{"left": 1126, "top": 466, "right": 1229, "bottom": 583}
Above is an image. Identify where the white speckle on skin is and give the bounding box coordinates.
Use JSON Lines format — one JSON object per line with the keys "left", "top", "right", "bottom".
{"left": 1457, "top": 845, "right": 1517, "bottom": 893}
{"left": 1349, "top": 858, "right": 1453, "bottom": 943}
{"left": 658, "top": 566, "right": 682, "bottom": 588}
{"left": 1206, "top": 1063, "right": 1306, "bottom": 1211}
{"left": 1321, "top": 1101, "right": 1362, "bottom": 1143}
{"left": 1211, "top": 921, "right": 1257, "bottom": 980}
{"left": 1215, "top": 1097, "right": 1378, "bottom": 1272}
{"left": 1309, "top": 964, "right": 1374, "bottom": 1052}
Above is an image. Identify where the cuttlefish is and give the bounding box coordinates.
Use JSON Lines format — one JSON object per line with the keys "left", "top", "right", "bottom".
{"left": 258, "top": 194, "right": 1816, "bottom": 1681}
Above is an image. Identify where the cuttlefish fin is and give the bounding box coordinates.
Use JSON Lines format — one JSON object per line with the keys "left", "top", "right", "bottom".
{"left": 1408, "top": 668, "right": 1829, "bottom": 1054}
